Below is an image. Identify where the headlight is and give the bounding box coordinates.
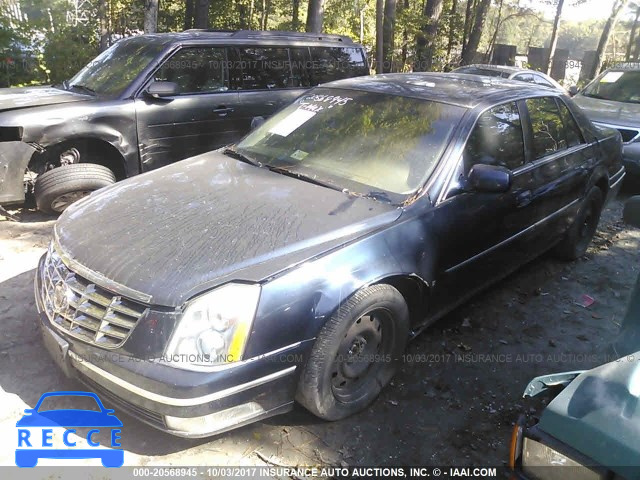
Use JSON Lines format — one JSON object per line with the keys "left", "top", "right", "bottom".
{"left": 164, "top": 283, "right": 261, "bottom": 369}
{"left": 521, "top": 437, "right": 605, "bottom": 480}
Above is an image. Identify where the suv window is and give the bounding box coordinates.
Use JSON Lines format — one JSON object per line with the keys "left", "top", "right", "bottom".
{"left": 464, "top": 101, "right": 525, "bottom": 171}
{"left": 234, "top": 47, "right": 291, "bottom": 90}
{"left": 289, "top": 47, "right": 313, "bottom": 88}
{"left": 526, "top": 97, "right": 567, "bottom": 159}
{"left": 155, "top": 47, "right": 227, "bottom": 94}
{"left": 556, "top": 99, "right": 584, "bottom": 147}
{"left": 308, "top": 47, "right": 368, "bottom": 84}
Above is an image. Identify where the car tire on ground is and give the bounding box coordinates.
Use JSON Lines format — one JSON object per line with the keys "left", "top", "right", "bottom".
{"left": 553, "top": 186, "right": 604, "bottom": 261}
{"left": 34, "top": 163, "right": 116, "bottom": 214}
{"left": 296, "top": 284, "right": 409, "bottom": 421}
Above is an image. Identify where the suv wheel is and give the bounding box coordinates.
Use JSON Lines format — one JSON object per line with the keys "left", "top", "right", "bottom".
{"left": 296, "top": 284, "right": 409, "bottom": 421}
{"left": 553, "top": 186, "right": 604, "bottom": 260}
{"left": 34, "top": 164, "right": 115, "bottom": 214}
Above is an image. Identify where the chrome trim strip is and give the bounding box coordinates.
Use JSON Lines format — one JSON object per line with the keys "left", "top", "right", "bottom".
{"left": 610, "top": 169, "right": 626, "bottom": 189}
{"left": 446, "top": 198, "right": 581, "bottom": 274}
{"left": 53, "top": 226, "right": 153, "bottom": 304}
{"left": 593, "top": 121, "right": 640, "bottom": 145}
{"left": 68, "top": 350, "right": 296, "bottom": 407}
{"left": 512, "top": 143, "right": 593, "bottom": 176}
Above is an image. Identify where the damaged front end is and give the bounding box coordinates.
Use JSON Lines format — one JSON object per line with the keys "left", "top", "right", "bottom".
{"left": 0, "top": 133, "right": 39, "bottom": 205}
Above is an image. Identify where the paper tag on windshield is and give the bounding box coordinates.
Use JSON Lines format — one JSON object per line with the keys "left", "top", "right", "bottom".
{"left": 269, "top": 108, "right": 316, "bottom": 137}
{"left": 600, "top": 71, "right": 624, "bottom": 83}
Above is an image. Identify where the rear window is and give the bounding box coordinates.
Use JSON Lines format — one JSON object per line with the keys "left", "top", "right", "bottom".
{"left": 308, "top": 47, "right": 368, "bottom": 84}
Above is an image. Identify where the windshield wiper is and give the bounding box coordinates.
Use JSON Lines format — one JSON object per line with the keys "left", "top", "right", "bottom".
{"left": 69, "top": 83, "right": 96, "bottom": 95}
{"left": 223, "top": 147, "right": 260, "bottom": 166}
{"left": 265, "top": 165, "right": 343, "bottom": 192}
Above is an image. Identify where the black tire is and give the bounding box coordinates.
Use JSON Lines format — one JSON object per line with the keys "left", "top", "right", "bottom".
{"left": 553, "top": 186, "right": 604, "bottom": 260}
{"left": 296, "top": 284, "right": 410, "bottom": 421}
{"left": 34, "top": 163, "right": 115, "bottom": 214}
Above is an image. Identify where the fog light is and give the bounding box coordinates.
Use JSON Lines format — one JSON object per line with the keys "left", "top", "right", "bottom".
{"left": 165, "top": 402, "right": 265, "bottom": 436}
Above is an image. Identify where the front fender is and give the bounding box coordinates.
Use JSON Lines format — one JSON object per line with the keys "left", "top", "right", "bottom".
{"left": 0, "top": 141, "right": 37, "bottom": 204}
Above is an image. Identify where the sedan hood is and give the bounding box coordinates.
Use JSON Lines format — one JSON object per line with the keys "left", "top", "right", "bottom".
{"left": 0, "top": 86, "right": 89, "bottom": 113}
{"left": 573, "top": 94, "right": 640, "bottom": 129}
{"left": 56, "top": 151, "right": 401, "bottom": 307}
{"left": 538, "top": 357, "right": 640, "bottom": 475}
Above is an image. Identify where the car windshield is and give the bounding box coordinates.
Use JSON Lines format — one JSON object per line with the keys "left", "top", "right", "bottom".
{"left": 581, "top": 70, "right": 640, "bottom": 104}
{"left": 65, "top": 37, "right": 168, "bottom": 97}
{"left": 235, "top": 88, "right": 465, "bottom": 200}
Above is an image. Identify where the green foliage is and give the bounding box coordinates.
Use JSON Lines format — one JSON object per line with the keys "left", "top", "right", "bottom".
{"left": 43, "top": 25, "right": 100, "bottom": 84}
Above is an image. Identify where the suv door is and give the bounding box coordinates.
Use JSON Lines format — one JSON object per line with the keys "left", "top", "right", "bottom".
{"left": 230, "top": 46, "right": 307, "bottom": 132}
{"left": 134, "top": 46, "right": 242, "bottom": 172}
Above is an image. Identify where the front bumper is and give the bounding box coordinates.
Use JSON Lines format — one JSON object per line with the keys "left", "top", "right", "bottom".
{"left": 35, "top": 255, "right": 310, "bottom": 438}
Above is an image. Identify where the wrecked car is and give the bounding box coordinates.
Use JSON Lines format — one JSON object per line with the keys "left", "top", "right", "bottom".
{"left": 36, "top": 73, "right": 623, "bottom": 437}
{"left": 509, "top": 197, "right": 640, "bottom": 480}
{"left": 0, "top": 30, "right": 368, "bottom": 213}
{"left": 572, "top": 66, "right": 640, "bottom": 180}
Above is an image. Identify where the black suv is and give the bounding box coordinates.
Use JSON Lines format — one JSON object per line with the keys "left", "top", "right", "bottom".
{"left": 0, "top": 30, "right": 368, "bottom": 213}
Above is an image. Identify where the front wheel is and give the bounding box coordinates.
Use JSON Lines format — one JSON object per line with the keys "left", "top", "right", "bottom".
{"left": 553, "top": 186, "right": 604, "bottom": 260}
{"left": 34, "top": 163, "right": 116, "bottom": 214}
{"left": 296, "top": 284, "right": 409, "bottom": 421}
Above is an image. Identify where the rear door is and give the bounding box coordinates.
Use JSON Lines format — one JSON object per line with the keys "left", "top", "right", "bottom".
{"left": 134, "top": 46, "right": 242, "bottom": 172}
{"left": 520, "top": 96, "right": 592, "bottom": 235}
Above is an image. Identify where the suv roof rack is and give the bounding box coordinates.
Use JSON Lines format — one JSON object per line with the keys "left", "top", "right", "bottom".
{"left": 182, "top": 29, "right": 354, "bottom": 44}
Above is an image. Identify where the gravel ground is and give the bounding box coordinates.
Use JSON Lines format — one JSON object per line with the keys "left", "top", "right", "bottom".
{"left": 0, "top": 193, "right": 638, "bottom": 473}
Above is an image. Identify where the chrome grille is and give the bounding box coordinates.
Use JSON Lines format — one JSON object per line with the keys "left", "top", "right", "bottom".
{"left": 40, "top": 244, "right": 148, "bottom": 348}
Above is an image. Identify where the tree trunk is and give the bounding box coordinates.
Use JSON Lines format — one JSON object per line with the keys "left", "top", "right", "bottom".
{"left": 261, "top": 0, "right": 267, "bottom": 29}
{"left": 194, "top": 0, "right": 210, "bottom": 29}
{"left": 626, "top": 6, "right": 640, "bottom": 61}
{"left": 446, "top": 0, "right": 459, "bottom": 61}
{"left": 486, "top": 0, "right": 504, "bottom": 59}
{"left": 591, "top": 0, "right": 630, "bottom": 78}
{"left": 414, "top": 0, "right": 445, "bottom": 71}
{"left": 184, "top": 0, "right": 194, "bottom": 29}
{"left": 382, "top": 0, "right": 397, "bottom": 72}
{"left": 401, "top": 0, "right": 410, "bottom": 69}
{"left": 292, "top": 0, "right": 300, "bottom": 30}
{"left": 462, "top": 0, "right": 477, "bottom": 53}
{"left": 306, "top": 0, "right": 324, "bottom": 33}
{"left": 98, "top": 0, "right": 109, "bottom": 51}
{"left": 461, "top": 0, "right": 490, "bottom": 65}
{"left": 376, "top": 0, "right": 384, "bottom": 73}
{"left": 249, "top": 0, "right": 255, "bottom": 29}
{"left": 144, "top": 0, "right": 159, "bottom": 33}
{"left": 545, "top": 0, "right": 565, "bottom": 75}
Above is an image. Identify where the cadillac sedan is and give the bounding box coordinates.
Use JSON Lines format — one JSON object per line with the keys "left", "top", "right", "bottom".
{"left": 36, "top": 73, "right": 624, "bottom": 437}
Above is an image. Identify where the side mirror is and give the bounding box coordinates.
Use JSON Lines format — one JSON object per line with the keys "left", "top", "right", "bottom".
{"left": 145, "top": 81, "right": 179, "bottom": 98}
{"left": 623, "top": 196, "right": 640, "bottom": 228}
{"left": 467, "top": 164, "right": 511, "bottom": 193}
{"left": 568, "top": 85, "right": 579, "bottom": 97}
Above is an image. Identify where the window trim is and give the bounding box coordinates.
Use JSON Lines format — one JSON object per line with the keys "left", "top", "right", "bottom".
{"left": 554, "top": 97, "right": 586, "bottom": 146}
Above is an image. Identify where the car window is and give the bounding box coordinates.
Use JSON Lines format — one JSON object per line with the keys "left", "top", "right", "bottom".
{"left": 513, "top": 73, "right": 535, "bottom": 83}
{"left": 289, "top": 47, "right": 313, "bottom": 88}
{"left": 234, "top": 47, "right": 292, "bottom": 89}
{"left": 464, "top": 101, "right": 525, "bottom": 172}
{"left": 532, "top": 74, "right": 553, "bottom": 87}
{"left": 526, "top": 97, "right": 568, "bottom": 159}
{"left": 308, "top": 47, "right": 368, "bottom": 84}
{"left": 455, "top": 67, "right": 504, "bottom": 77}
{"left": 581, "top": 70, "right": 640, "bottom": 103}
{"left": 154, "top": 47, "right": 227, "bottom": 95}
{"left": 555, "top": 99, "right": 584, "bottom": 147}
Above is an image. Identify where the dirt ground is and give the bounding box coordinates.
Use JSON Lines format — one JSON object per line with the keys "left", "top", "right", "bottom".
{"left": 0, "top": 193, "right": 639, "bottom": 472}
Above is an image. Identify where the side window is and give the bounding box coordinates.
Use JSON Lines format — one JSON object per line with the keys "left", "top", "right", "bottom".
{"left": 308, "top": 47, "right": 368, "bottom": 84}
{"left": 513, "top": 73, "right": 535, "bottom": 84}
{"left": 464, "top": 101, "right": 525, "bottom": 171}
{"left": 532, "top": 74, "right": 553, "bottom": 87}
{"left": 556, "top": 99, "right": 584, "bottom": 147}
{"left": 154, "top": 47, "right": 227, "bottom": 94}
{"left": 234, "top": 47, "right": 291, "bottom": 90}
{"left": 526, "top": 97, "right": 567, "bottom": 159}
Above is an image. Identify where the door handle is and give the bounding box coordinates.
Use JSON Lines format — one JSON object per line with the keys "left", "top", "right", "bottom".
{"left": 516, "top": 190, "right": 532, "bottom": 208}
{"left": 213, "top": 106, "right": 234, "bottom": 115}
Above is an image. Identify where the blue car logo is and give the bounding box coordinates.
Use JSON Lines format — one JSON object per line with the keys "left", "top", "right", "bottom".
{"left": 15, "top": 391, "right": 123, "bottom": 468}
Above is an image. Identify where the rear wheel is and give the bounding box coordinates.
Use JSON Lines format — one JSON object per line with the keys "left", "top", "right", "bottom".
{"left": 553, "top": 186, "right": 604, "bottom": 260}
{"left": 296, "top": 284, "right": 409, "bottom": 421}
{"left": 34, "top": 163, "right": 115, "bottom": 214}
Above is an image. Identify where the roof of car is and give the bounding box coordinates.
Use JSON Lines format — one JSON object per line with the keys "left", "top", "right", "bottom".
{"left": 322, "top": 72, "right": 560, "bottom": 108}
{"left": 123, "top": 29, "right": 358, "bottom": 45}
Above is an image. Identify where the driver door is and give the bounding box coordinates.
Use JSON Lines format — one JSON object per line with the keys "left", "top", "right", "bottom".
{"left": 134, "top": 46, "right": 242, "bottom": 172}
